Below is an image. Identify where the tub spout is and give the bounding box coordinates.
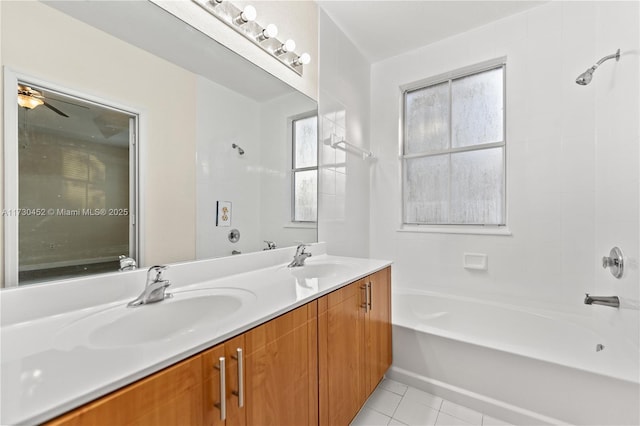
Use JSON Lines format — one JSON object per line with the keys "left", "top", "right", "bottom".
{"left": 584, "top": 293, "right": 619, "bottom": 308}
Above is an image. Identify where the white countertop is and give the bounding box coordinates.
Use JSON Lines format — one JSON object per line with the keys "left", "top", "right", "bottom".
{"left": 1, "top": 249, "right": 391, "bottom": 425}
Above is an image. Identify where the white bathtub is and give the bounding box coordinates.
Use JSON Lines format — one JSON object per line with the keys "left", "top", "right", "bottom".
{"left": 388, "top": 289, "right": 640, "bottom": 425}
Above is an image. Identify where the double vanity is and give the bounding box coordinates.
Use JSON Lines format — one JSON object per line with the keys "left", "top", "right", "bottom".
{"left": 0, "top": 244, "right": 392, "bottom": 425}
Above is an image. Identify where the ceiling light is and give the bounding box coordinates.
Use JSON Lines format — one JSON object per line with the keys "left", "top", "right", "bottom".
{"left": 17, "top": 94, "right": 44, "bottom": 110}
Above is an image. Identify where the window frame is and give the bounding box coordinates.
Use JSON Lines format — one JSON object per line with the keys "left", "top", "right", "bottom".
{"left": 399, "top": 57, "right": 508, "bottom": 231}
{"left": 290, "top": 112, "right": 318, "bottom": 224}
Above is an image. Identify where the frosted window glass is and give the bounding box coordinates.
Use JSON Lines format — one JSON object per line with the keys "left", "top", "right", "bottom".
{"left": 404, "top": 155, "right": 449, "bottom": 223}
{"left": 450, "top": 148, "right": 504, "bottom": 224}
{"left": 451, "top": 68, "right": 503, "bottom": 148}
{"left": 404, "top": 82, "right": 450, "bottom": 154}
{"left": 294, "top": 116, "right": 318, "bottom": 168}
{"left": 294, "top": 170, "right": 317, "bottom": 222}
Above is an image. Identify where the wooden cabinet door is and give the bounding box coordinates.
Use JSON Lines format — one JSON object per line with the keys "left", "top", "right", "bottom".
{"left": 203, "top": 343, "right": 226, "bottom": 426}
{"left": 365, "top": 266, "right": 392, "bottom": 395}
{"left": 244, "top": 301, "right": 318, "bottom": 426}
{"left": 203, "top": 335, "right": 246, "bottom": 426}
{"left": 318, "top": 280, "right": 367, "bottom": 426}
{"left": 224, "top": 336, "right": 247, "bottom": 426}
{"left": 47, "top": 355, "right": 204, "bottom": 426}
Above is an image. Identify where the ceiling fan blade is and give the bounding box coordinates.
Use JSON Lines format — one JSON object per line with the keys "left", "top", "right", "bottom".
{"left": 50, "top": 98, "right": 90, "bottom": 109}
{"left": 43, "top": 101, "right": 69, "bottom": 118}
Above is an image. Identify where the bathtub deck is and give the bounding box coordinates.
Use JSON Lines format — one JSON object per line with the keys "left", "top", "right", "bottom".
{"left": 351, "top": 379, "right": 512, "bottom": 426}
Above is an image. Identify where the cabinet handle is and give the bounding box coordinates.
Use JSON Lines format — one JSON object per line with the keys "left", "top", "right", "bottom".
{"left": 231, "top": 348, "right": 244, "bottom": 407}
{"left": 360, "top": 284, "right": 368, "bottom": 312}
{"left": 214, "top": 356, "right": 226, "bottom": 420}
{"left": 368, "top": 282, "right": 372, "bottom": 311}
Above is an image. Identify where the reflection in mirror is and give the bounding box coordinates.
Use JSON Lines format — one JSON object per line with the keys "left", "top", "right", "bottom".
{"left": 292, "top": 114, "right": 318, "bottom": 222}
{"left": 10, "top": 80, "right": 138, "bottom": 286}
{"left": 195, "top": 77, "right": 317, "bottom": 259}
{"left": 1, "top": 1, "right": 317, "bottom": 287}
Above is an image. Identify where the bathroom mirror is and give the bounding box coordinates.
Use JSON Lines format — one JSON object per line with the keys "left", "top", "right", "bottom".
{"left": 1, "top": 1, "right": 317, "bottom": 287}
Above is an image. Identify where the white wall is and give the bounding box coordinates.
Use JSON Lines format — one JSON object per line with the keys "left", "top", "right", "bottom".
{"left": 370, "top": 1, "right": 639, "bottom": 336}
{"left": 196, "top": 77, "right": 262, "bottom": 258}
{"left": 1, "top": 1, "right": 197, "bottom": 284}
{"left": 196, "top": 82, "right": 318, "bottom": 258}
{"left": 318, "top": 10, "right": 371, "bottom": 258}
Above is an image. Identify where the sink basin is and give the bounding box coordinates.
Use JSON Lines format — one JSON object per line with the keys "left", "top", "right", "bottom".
{"left": 289, "top": 262, "right": 350, "bottom": 279}
{"left": 56, "top": 288, "right": 255, "bottom": 348}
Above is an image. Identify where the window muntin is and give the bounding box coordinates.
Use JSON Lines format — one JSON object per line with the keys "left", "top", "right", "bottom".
{"left": 292, "top": 115, "right": 318, "bottom": 222}
{"left": 402, "top": 64, "right": 505, "bottom": 226}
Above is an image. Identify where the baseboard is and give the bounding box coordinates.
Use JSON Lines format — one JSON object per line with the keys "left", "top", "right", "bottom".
{"left": 386, "top": 366, "right": 568, "bottom": 426}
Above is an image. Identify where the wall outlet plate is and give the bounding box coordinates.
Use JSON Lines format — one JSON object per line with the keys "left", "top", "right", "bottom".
{"left": 216, "top": 201, "right": 231, "bottom": 227}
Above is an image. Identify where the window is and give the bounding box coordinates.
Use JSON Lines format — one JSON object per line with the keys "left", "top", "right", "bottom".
{"left": 402, "top": 63, "right": 505, "bottom": 226}
{"left": 292, "top": 115, "right": 318, "bottom": 222}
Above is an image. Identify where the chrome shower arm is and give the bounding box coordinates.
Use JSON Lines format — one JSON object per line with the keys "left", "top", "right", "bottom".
{"left": 595, "top": 49, "right": 620, "bottom": 67}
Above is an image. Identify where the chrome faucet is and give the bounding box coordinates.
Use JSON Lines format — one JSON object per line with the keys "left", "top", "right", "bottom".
{"left": 127, "top": 266, "right": 172, "bottom": 307}
{"left": 263, "top": 240, "right": 277, "bottom": 250}
{"left": 288, "top": 243, "right": 312, "bottom": 268}
{"left": 118, "top": 255, "right": 137, "bottom": 271}
{"left": 584, "top": 293, "right": 619, "bottom": 308}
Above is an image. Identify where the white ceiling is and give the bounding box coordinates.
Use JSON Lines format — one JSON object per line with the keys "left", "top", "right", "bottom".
{"left": 317, "top": 1, "right": 548, "bottom": 63}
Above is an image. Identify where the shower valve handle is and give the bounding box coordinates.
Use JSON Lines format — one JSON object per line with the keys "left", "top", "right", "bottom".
{"left": 602, "top": 247, "right": 624, "bottom": 279}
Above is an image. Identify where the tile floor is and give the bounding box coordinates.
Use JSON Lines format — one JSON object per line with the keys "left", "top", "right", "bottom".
{"left": 350, "top": 379, "right": 512, "bottom": 426}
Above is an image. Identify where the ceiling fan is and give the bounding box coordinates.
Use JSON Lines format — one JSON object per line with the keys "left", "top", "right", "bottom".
{"left": 17, "top": 84, "right": 69, "bottom": 118}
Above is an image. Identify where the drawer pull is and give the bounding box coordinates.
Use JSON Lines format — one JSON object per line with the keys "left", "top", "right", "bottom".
{"left": 214, "top": 356, "right": 226, "bottom": 420}
{"left": 360, "top": 284, "right": 368, "bottom": 312}
{"left": 231, "top": 348, "right": 244, "bottom": 407}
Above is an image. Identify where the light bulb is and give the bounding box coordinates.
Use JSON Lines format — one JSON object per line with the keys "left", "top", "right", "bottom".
{"left": 275, "top": 39, "right": 296, "bottom": 55}
{"left": 257, "top": 24, "right": 278, "bottom": 42}
{"left": 264, "top": 24, "right": 278, "bottom": 39}
{"left": 235, "top": 5, "right": 256, "bottom": 24}
{"left": 243, "top": 5, "right": 257, "bottom": 21}
{"left": 293, "top": 53, "right": 311, "bottom": 66}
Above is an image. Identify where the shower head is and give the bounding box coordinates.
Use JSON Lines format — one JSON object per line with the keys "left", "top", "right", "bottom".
{"left": 575, "top": 49, "right": 620, "bottom": 86}
{"left": 576, "top": 66, "right": 596, "bottom": 86}
{"left": 232, "top": 143, "right": 245, "bottom": 155}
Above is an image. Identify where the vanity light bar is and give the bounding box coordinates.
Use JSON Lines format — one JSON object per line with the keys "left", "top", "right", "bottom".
{"left": 192, "top": 0, "right": 309, "bottom": 76}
